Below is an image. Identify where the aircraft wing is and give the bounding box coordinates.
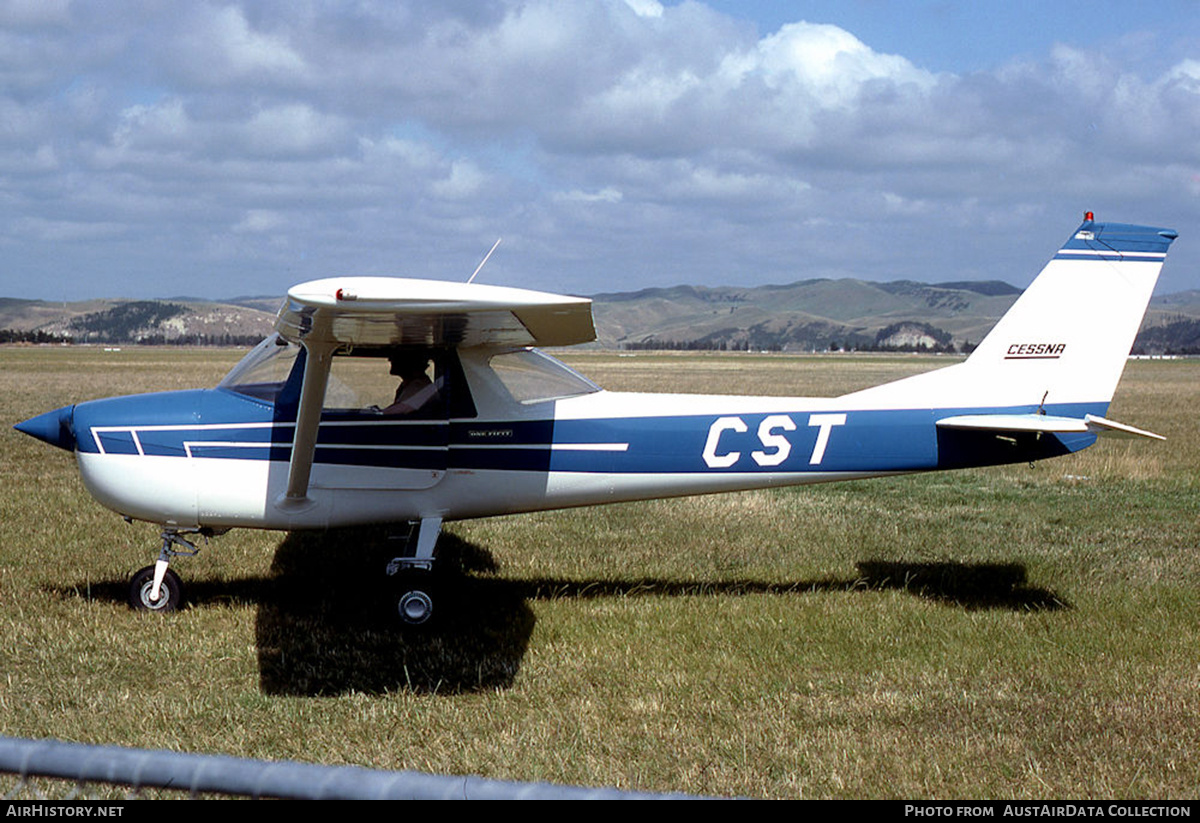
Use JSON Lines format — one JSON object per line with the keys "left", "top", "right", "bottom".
{"left": 936, "top": 413, "right": 1164, "bottom": 441}
{"left": 275, "top": 277, "right": 596, "bottom": 349}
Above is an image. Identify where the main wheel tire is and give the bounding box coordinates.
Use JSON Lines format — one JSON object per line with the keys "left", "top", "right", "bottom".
{"left": 398, "top": 589, "right": 434, "bottom": 625}
{"left": 394, "top": 571, "right": 436, "bottom": 625}
{"left": 129, "top": 566, "right": 185, "bottom": 613}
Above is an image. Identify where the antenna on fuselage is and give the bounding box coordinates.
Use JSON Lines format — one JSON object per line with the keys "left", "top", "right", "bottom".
{"left": 467, "top": 238, "right": 502, "bottom": 284}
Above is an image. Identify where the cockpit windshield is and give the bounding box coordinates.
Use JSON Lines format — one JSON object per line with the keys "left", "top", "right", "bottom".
{"left": 217, "top": 334, "right": 302, "bottom": 402}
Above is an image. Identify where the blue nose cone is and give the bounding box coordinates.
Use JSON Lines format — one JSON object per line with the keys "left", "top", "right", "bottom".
{"left": 14, "top": 405, "right": 77, "bottom": 452}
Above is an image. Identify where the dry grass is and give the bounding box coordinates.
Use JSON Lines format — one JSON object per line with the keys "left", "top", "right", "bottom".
{"left": 1, "top": 346, "right": 1198, "bottom": 798}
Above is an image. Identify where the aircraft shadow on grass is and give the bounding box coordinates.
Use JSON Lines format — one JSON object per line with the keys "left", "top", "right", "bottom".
{"left": 51, "top": 530, "right": 1068, "bottom": 697}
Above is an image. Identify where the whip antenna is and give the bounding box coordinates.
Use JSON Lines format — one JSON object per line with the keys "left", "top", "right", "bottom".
{"left": 467, "top": 238, "right": 503, "bottom": 284}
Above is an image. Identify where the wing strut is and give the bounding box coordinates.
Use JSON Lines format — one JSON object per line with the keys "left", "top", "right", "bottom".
{"left": 281, "top": 339, "right": 334, "bottom": 506}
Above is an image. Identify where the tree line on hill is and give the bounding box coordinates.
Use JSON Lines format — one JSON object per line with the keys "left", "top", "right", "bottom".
{"left": 0, "top": 329, "right": 70, "bottom": 344}
{"left": 623, "top": 316, "right": 1200, "bottom": 355}
{"left": 1130, "top": 317, "right": 1200, "bottom": 355}
{"left": 623, "top": 321, "right": 973, "bottom": 354}
{"left": 0, "top": 328, "right": 265, "bottom": 346}
{"left": 622, "top": 338, "right": 971, "bottom": 353}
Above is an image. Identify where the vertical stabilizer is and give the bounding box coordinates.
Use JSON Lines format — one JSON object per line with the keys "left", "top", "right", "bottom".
{"left": 844, "top": 216, "right": 1177, "bottom": 412}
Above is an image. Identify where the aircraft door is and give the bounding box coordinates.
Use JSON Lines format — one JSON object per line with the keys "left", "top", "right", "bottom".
{"left": 310, "top": 349, "right": 460, "bottom": 491}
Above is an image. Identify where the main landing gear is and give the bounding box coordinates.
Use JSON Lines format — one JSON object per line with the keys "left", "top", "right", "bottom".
{"left": 128, "top": 528, "right": 207, "bottom": 613}
{"left": 387, "top": 517, "right": 443, "bottom": 626}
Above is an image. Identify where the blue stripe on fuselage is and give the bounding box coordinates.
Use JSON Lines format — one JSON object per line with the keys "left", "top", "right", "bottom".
{"left": 70, "top": 387, "right": 1107, "bottom": 475}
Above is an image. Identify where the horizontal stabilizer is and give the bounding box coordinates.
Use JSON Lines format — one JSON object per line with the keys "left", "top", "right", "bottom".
{"left": 936, "top": 413, "right": 1164, "bottom": 441}
{"left": 1082, "top": 414, "right": 1165, "bottom": 441}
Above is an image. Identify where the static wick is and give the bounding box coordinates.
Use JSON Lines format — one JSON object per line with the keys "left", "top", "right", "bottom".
{"left": 467, "top": 238, "right": 503, "bottom": 284}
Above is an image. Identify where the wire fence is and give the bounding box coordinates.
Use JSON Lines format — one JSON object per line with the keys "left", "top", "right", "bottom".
{"left": 0, "top": 736, "right": 697, "bottom": 800}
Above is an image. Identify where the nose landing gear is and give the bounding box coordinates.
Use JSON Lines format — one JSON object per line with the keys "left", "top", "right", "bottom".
{"left": 130, "top": 565, "right": 184, "bottom": 612}
{"left": 127, "top": 528, "right": 206, "bottom": 613}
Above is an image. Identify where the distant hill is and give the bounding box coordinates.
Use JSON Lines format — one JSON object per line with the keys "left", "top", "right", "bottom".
{"left": 591, "top": 279, "right": 1200, "bottom": 353}
{"left": 591, "top": 278, "right": 1023, "bottom": 352}
{"left": 1136, "top": 290, "right": 1200, "bottom": 354}
{"left": 1, "top": 281, "right": 1197, "bottom": 352}
{"left": 0, "top": 297, "right": 276, "bottom": 345}
{"left": 1133, "top": 318, "right": 1200, "bottom": 354}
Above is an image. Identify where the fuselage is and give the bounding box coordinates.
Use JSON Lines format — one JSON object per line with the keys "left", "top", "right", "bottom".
{"left": 35, "top": 344, "right": 1099, "bottom": 532}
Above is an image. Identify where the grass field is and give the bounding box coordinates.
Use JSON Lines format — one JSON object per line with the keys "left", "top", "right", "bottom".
{"left": 0, "top": 346, "right": 1197, "bottom": 799}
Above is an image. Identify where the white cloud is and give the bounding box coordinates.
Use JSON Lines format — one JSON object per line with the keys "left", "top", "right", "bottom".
{"left": 623, "top": 0, "right": 663, "bottom": 18}
{"left": 553, "top": 187, "right": 623, "bottom": 204}
{"left": 0, "top": 143, "right": 57, "bottom": 174}
{"left": 242, "top": 104, "right": 347, "bottom": 156}
{"left": 203, "top": 5, "right": 304, "bottom": 75}
{"left": 1164, "top": 58, "right": 1200, "bottom": 87}
{"left": 431, "top": 160, "right": 488, "bottom": 199}
{"left": 116, "top": 98, "right": 190, "bottom": 146}
{"left": 0, "top": 0, "right": 70, "bottom": 26}
{"left": 0, "top": 1, "right": 1196, "bottom": 299}
{"left": 15, "top": 216, "right": 127, "bottom": 242}
{"left": 751, "top": 22, "right": 936, "bottom": 105}
{"left": 233, "top": 209, "right": 286, "bottom": 234}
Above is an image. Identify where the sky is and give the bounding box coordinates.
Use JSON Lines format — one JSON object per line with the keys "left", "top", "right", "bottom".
{"left": 1, "top": 0, "right": 1198, "bottom": 301}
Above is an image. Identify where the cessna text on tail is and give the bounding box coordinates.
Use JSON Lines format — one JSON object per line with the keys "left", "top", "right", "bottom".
{"left": 15, "top": 215, "right": 1177, "bottom": 623}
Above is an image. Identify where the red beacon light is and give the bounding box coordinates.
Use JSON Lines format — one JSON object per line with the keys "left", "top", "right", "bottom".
{"left": 1084, "top": 211, "right": 1095, "bottom": 222}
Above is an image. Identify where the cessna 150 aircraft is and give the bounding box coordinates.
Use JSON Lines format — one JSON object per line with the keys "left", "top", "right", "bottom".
{"left": 14, "top": 215, "right": 1177, "bottom": 624}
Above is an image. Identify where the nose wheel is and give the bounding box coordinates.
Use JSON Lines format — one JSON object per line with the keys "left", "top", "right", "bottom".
{"left": 128, "top": 527, "right": 205, "bottom": 613}
{"left": 130, "top": 565, "right": 185, "bottom": 612}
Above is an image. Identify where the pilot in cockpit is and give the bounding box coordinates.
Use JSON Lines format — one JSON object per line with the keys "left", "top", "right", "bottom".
{"left": 380, "top": 352, "right": 441, "bottom": 416}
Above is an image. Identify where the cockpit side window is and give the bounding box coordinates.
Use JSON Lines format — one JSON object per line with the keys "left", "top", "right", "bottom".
{"left": 323, "top": 348, "right": 476, "bottom": 419}
{"left": 488, "top": 348, "right": 599, "bottom": 404}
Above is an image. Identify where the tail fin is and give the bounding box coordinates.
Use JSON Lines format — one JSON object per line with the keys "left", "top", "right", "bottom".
{"left": 845, "top": 215, "right": 1178, "bottom": 413}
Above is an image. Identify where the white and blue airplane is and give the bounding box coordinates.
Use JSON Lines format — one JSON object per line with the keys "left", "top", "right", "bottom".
{"left": 15, "top": 214, "right": 1177, "bottom": 623}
